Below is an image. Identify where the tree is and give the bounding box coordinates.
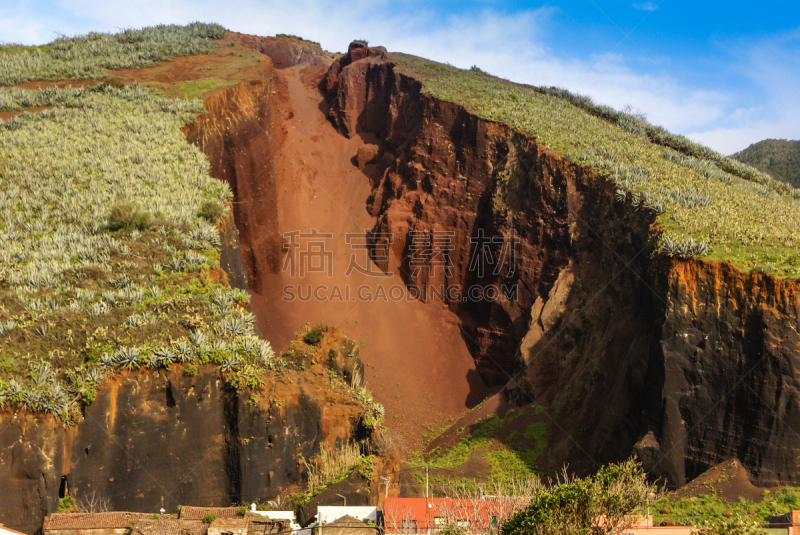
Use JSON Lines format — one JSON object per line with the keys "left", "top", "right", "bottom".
{"left": 384, "top": 502, "right": 421, "bottom": 535}
{"left": 76, "top": 489, "right": 112, "bottom": 513}
{"left": 432, "top": 475, "right": 541, "bottom": 534}
{"left": 501, "top": 459, "right": 659, "bottom": 535}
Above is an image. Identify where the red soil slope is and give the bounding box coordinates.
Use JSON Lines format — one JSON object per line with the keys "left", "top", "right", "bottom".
{"left": 168, "top": 38, "right": 489, "bottom": 451}
{"left": 247, "top": 61, "right": 488, "bottom": 450}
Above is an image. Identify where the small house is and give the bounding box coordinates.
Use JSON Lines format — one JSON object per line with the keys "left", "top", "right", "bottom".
{"left": 247, "top": 504, "right": 300, "bottom": 531}
{"left": 44, "top": 512, "right": 153, "bottom": 535}
{"left": 316, "top": 507, "right": 378, "bottom": 525}
{"left": 315, "top": 515, "right": 378, "bottom": 535}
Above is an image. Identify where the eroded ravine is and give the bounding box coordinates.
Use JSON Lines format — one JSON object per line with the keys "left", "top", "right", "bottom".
{"left": 253, "top": 64, "right": 491, "bottom": 449}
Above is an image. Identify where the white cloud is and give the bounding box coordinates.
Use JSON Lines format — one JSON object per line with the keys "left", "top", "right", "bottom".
{"left": 632, "top": 2, "right": 659, "bottom": 11}
{"left": 687, "top": 30, "right": 800, "bottom": 154}
{"left": 2, "top": 0, "right": 798, "bottom": 154}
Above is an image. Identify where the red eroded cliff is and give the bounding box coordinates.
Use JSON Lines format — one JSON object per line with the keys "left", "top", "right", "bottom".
{"left": 184, "top": 68, "right": 287, "bottom": 294}
{"left": 321, "top": 42, "right": 800, "bottom": 487}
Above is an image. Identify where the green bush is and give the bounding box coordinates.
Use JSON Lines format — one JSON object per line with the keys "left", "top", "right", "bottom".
{"left": 303, "top": 324, "right": 328, "bottom": 345}
{"left": 502, "top": 459, "right": 656, "bottom": 535}
{"left": 108, "top": 202, "right": 151, "bottom": 231}
{"left": 202, "top": 512, "right": 217, "bottom": 523}
{"left": 698, "top": 515, "right": 765, "bottom": 534}
{"left": 58, "top": 496, "right": 76, "bottom": 513}
{"left": 96, "top": 77, "right": 126, "bottom": 91}
{"left": 198, "top": 200, "right": 225, "bottom": 222}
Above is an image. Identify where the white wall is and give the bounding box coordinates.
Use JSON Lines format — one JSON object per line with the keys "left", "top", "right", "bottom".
{"left": 247, "top": 506, "right": 300, "bottom": 530}
{"left": 317, "top": 506, "right": 378, "bottom": 524}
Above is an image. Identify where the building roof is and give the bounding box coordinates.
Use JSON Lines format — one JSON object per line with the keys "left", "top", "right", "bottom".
{"left": 383, "top": 498, "right": 513, "bottom": 529}
{"left": 320, "top": 515, "right": 377, "bottom": 535}
{"left": 45, "top": 512, "right": 154, "bottom": 531}
{"left": 0, "top": 523, "right": 29, "bottom": 535}
{"left": 131, "top": 519, "right": 207, "bottom": 535}
{"left": 206, "top": 518, "right": 286, "bottom": 535}
{"left": 180, "top": 508, "right": 242, "bottom": 521}
{"left": 316, "top": 507, "right": 378, "bottom": 524}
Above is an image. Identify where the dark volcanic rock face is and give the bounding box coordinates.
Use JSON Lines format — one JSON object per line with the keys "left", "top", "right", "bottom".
{"left": 322, "top": 43, "right": 800, "bottom": 488}
{"left": 0, "top": 364, "right": 365, "bottom": 533}
{"left": 648, "top": 259, "right": 800, "bottom": 487}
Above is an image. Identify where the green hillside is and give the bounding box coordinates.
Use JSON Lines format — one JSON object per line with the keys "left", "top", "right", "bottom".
{"left": 732, "top": 139, "right": 800, "bottom": 188}
{"left": 392, "top": 54, "right": 800, "bottom": 277}
{"left": 0, "top": 25, "right": 273, "bottom": 420}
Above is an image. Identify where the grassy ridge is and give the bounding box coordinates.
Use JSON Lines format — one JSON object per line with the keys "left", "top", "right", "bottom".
{"left": 392, "top": 54, "right": 800, "bottom": 277}
{"left": 0, "top": 83, "right": 277, "bottom": 420}
{"left": 0, "top": 22, "right": 225, "bottom": 86}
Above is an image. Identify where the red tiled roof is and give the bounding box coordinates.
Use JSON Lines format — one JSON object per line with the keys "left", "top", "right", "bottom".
{"left": 383, "top": 498, "right": 514, "bottom": 531}
{"left": 45, "top": 512, "right": 153, "bottom": 531}
{"left": 131, "top": 519, "right": 207, "bottom": 535}
{"left": 180, "top": 508, "right": 242, "bottom": 521}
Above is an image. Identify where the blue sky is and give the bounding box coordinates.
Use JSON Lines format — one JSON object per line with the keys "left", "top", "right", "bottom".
{"left": 2, "top": 1, "right": 798, "bottom": 154}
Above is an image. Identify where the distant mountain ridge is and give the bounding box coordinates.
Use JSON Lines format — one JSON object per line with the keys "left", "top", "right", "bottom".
{"left": 732, "top": 138, "right": 800, "bottom": 188}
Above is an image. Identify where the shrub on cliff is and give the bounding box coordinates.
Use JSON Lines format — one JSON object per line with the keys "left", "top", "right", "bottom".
{"left": 502, "top": 459, "right": 658, "bottom": 535}
{"left": 58, "top": 496, "right": 76, "bottom": 513}
{"left": 303, "top": 324, "right": 328, "bottom": 345}
{"left": 198, "top": 199, "right": 225, "bottom": 222}
{"left": 107, "top": 202, "right": 151, "bottom": 231}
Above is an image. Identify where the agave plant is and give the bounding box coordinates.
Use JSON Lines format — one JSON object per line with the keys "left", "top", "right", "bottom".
{"left": 86, "top": 368, "right": 104, "bottom": 383}
{"left": 255, "top": 340, "right": 275, "bottom": 362}
{"left": 220, "top": 355, "right": 240, "bottom": 373}
{"left": 211, "top": 288, "right": 232, "bottom": 309}
{"left": 99, "top": 352, "right": 116, "bottom": 367}
{"left": 661, "top": 236, "right": 710, "bottom": 258}
{"left": 240, "top": 335, "right": 258, "bottom": 354}
{"left": 124, "top": 311, "right": 152, "bottom": 328}
{"left": 114, "top": 347, "right": 140, "bottom": 370}
{"left": 6, "top": 379, "right": 22, "bottom": 398}
{"left": 209, "top": 339, "right": 229, "bottom": 353}
{"left": 153, "top": 346, "right": 177, "bottom": 366}
{"left": 167, "top": 256, "right": 184, "bottom": 271}
{"left": 89, "top": 301, "right": 110, "bottom": 317}
{"left": 0, "top": 319, "right": 18, "bottom": 335}
{"left": 146, "top": 353, "right": 162, "bottom": 368}
{"left": 174, "top": 341, "right": 194, "bottom": 362}
{"left": 33, "top": 362, "right": 54, "bottom": 386}
{"left": 18, "top": 390, "right": 43, "bottom": 411}
{"left": 189, "top": 330, "right": 207, "bottom": 347}
{"left": 107, "top": 273, "right": 131, "bottom": 289}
